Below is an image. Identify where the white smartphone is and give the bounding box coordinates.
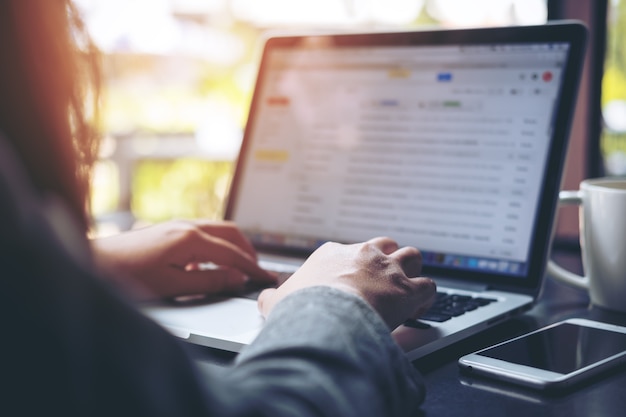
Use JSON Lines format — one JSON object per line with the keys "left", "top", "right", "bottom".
{"left": 458, "top": 318, "right": 626, "bottom": 391}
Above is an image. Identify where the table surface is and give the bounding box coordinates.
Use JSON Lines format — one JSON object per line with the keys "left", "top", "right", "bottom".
{"left": 188, "top": 248, "right": 626, "bottom": 417}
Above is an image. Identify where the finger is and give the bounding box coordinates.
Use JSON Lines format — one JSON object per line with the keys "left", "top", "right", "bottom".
{"left": 390, "top": 246, "right": 423, "bottom": 277}
{"left": 367, "top": 236, "right": 399, "bottom": 254}
{"left": 192, "top": 234, "right": 276, "bottom": 284}
{"left": 192, "top": 220, "right": 258, "bottom": 260}
{"left": 407, "top": 276, "right": 437, "bottom": 318}
{"left": 257, "top": 288, "right": 278, "bottom": 318}
{"left": 163, "top": 267, "right": 249, "bottom": 298}
{"left": 188, "top": 261, "right": 280, "bottom": 287}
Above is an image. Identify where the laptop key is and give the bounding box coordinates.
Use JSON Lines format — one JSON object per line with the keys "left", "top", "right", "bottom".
{"left": 463, "top": 303, "right": 479, "bottom": 312}
{"left": 474, "top": 297, "right": 497, "bottom": 306}
{"left": 440, "top": 306, "right": 466, "bottom": 317}
{"left": 419, "top": 292, "right": 499, "bottom": 323}
{"left": 419, "top": 312, "right": 452, "bottom": 322}
{"left": 403, "top": 319, "right": 432, "bottom": 329}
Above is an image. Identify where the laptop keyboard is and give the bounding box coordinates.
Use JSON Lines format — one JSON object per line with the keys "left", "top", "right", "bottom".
{"left": 403, "top": 291, "right": 498, "bottom": 328}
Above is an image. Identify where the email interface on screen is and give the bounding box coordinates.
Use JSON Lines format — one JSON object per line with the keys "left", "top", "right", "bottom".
{"left": 232, "top": 41, "right": 570, "bottom": 277}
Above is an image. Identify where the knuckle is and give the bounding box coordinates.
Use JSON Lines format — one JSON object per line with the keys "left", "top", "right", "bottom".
{"left": 416, "top": 277, "right": 437, "bottom": 298}
{"left": 170, "top": 221, "right": 201, "bottom": 242}
{"left": 366, "top": 251, "right": 391, "bottom": 270}
{"left": 422, "top": 277, "right": 436, "bottom": 290}
{"left": 319, "top": 241, "right": 341, "bottom": 253}
{"left": 390, "top": 272, "right": 413, "bottom": 292}
{"left": 409, "top": 247, "right": 423, "bottom": 261}
{"left": 358, "top": 240, "right": 379, "bottom": 256}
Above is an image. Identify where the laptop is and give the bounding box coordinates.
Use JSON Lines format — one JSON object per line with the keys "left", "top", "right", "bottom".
{"left": 143, "top": 21, "right": 587, "bottom": 361}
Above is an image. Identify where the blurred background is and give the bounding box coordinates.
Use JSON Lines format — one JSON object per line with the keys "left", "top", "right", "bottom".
{"left": 74, "top": 0, "right": 623, "bottom": 243}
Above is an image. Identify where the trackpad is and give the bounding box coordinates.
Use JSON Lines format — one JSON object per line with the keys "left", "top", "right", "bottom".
{"left": 142, "top": 297, "right": 264, "bottom": 341}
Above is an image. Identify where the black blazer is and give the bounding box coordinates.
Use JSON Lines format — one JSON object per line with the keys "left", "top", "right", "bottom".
{"left": 0, "top": 133, "right": 424, "bottom": 417}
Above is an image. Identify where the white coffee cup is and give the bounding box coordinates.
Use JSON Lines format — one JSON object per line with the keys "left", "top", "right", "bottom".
{"left": 547, "top": 178, "right": 626, "bottom": 312}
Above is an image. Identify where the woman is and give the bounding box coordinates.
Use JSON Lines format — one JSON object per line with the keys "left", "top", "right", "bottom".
{"left": 0, "top": 1, "right": 436, "bottom": 416}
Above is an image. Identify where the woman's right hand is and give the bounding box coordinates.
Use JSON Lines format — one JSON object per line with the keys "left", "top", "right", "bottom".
{"left": 258, "top": 237, "right": 437, "bottom": 330}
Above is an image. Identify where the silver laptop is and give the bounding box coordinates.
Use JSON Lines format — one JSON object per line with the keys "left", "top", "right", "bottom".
{"left": 144, "top": 22, "right": 587, "bottom": 360}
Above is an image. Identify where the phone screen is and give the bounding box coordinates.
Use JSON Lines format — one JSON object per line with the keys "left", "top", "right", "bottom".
{"left": 477, "top": 323, "right": 626, "bottom": 374}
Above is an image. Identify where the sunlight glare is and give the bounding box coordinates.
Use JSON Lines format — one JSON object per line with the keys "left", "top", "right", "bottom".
{"left": 512, "top": 0, "right": 548, "bottom": 25}
{"left": 370, "top": 0, "right": 425, "bottom": 25}
{"left": 427, "top": 0, "right": 515, "bottom": 27}
{"left": 231, "top": 0, "right": 358, "bottom": 27}
{"left": 81, "top": 0, "right": 179, "bottom": 53}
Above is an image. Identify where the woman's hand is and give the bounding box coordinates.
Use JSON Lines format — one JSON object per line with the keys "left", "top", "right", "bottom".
{"left": 92, "top": 220, "right": 276, "bottom": 300}
{"left": 258, "top": 237, "right": 436, "bottom": 330}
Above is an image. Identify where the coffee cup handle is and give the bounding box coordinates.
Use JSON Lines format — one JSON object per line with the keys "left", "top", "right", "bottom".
{"left": 546, "top": 190, "right": 590, "bottom": 290}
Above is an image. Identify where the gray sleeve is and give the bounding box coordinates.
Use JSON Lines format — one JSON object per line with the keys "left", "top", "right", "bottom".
{"left": 220, "top": 286, "right": 426, "bottom": 417}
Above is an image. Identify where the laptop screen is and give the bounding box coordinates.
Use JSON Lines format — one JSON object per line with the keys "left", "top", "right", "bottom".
{"left": 226, "top": 25, "right": 585, "bottom": 286}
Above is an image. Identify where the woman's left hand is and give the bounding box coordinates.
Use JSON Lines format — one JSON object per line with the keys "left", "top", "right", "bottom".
{"left": 92, "top": 220, "right": 276, "bottom": 300}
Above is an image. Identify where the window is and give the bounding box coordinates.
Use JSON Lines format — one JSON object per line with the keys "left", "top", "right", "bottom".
{"left": 602, "top": 0, "right": 626, "bottom": 176}
{"left": 76, "top": 0, "right": 548, "bottom": 235}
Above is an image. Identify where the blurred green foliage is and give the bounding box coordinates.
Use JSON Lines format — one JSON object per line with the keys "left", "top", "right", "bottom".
{"left": 601, "top": 0, "right": 626, "bottom": 167}
{"left": 131, "top": 159, "right": 234, "bottom": 222}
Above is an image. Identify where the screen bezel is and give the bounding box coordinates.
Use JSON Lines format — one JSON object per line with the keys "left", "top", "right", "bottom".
{"left": 224, "top": 22, "right": 588, "bottom": 295}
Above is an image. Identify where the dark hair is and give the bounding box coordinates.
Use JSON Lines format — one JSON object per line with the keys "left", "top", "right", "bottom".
{"left": 0, "top": 0, "right": 101, "bottom": 231}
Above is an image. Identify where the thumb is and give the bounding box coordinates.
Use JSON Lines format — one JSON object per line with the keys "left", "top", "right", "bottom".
{"left": 257, "top": 288, "right": 278, "bottom": 318}
{"left": 164, "top": 267, "right": 248, "bottom": 298}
